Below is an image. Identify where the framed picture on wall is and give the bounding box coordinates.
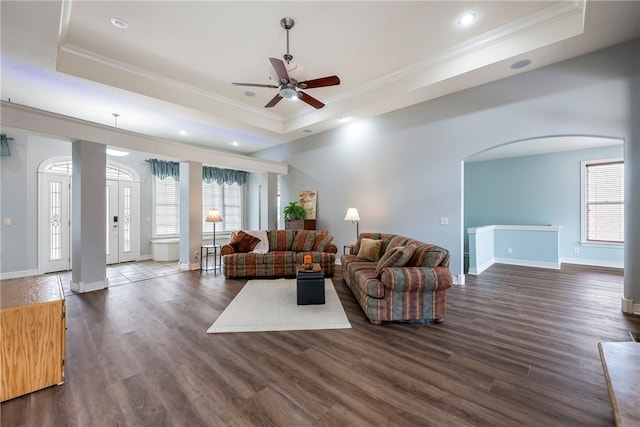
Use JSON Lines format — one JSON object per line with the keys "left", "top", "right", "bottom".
{"left": 300, "top": 190, "right": 317, "bottom": 220}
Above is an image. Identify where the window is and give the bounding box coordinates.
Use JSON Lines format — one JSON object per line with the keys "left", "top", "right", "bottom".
{"left": 151, "top": 159, "right": 246, "bottom": 238}
{"left": 154, "top": 176, "right": 180, "bottom": 237}
{"left": 582, "top": 159, "right": 624, "bottom": 244}
{"left": 202, "top": 182, "right": 242, "bottom": 233}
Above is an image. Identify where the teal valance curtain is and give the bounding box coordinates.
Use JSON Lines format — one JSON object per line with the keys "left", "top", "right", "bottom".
{"left": 146, "top": 159, "right": 180, "bottom": 180}
{"left": 202, "top": 166, "right": 248, "bottom": 186}
{"left": 1, "top": 134, "right": 11, "bottom": 156}
{"left": 146, "top": 159, "right": 248, "bottom": 185}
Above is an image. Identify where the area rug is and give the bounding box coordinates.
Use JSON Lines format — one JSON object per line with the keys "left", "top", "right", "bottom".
{"left": 207, "top": 278, "right": 351, "bottom": 333}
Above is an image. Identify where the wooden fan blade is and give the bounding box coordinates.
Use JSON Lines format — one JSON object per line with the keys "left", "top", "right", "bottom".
{"left": 269, "top": 58, "right": 290, "bottom": 84}
{"left": 232, "top": 82, "right": 279, "bottom": 88}
{"left": 265, "top": 93, "right": 283, "bottom": 108}
{"left": 298, "top": 91, "right": 325, "bottom": 109}
{"left": 298, "top": 75, "right": 340, "bottom": 89}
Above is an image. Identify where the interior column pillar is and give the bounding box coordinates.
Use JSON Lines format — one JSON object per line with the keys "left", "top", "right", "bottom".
{"left": 178, "top": 161, "right": 202, "bottom": 270}
{"left": 70, "top": 140, "right": 107, "bottom": 293}
{"left": 622, "top": 74, "right": 640, "bottom": 315}
{"left": 265, "top": 172, "right": 278, "bottom": 230}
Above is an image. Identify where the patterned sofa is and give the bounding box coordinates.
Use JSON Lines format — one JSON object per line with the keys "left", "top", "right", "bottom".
{"left": 341, "top": 233, "right": 452, "bottom": 324}
{"left": 221, "top": 229, "right": 337, "bottom": 278}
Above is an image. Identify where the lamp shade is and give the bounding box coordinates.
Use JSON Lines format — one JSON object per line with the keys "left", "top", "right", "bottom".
{"left": 344, "top": 208, "right": 360, "bottom": 222}
{"left": 206, "top": 208, "right": 223, "bottom": 223}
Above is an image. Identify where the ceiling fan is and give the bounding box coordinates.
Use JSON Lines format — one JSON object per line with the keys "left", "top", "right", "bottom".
{"left": 232, "top": 17, "right": 340, "bottom": 109}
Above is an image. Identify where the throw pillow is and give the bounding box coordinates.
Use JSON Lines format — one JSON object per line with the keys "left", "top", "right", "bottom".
{"left": 311, "top": 233, "right": 334, "bottom": 252}
{"left": 240, "top": 230, "right": 269, "bottom": 254}
{"left": 375, "top": 245, "right": 415, "bottom": 276}
{"left": 230, "top": 230, "right": 261, "bottom": 252}
{"left": 292, "top": 230, "right": 316, "bottom": 252}
{"left": 356, "top": 238, "right": 382, "bottom": 262}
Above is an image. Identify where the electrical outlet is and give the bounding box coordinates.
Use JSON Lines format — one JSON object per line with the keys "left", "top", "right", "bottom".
{"left": 507, "top": 247, "right": 513, "bottom": 254}
{"left": 440, "top": 217, "right": 448, "bottom": 225}
{"left": 3, "top": 218, "right": 10, "bottom": 226}
{"left": 574, "top": 247, "right": 580, "bottom": 254}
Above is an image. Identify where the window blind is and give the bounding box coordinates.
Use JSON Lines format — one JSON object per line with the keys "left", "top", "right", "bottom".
{"left": 154, "top": 176, "right": 180, "bottom": 236}
{"left": 585, "top": 160, "right": 624, "bottom": 243}
{"left": 202, "top": 182, "right": 242, "bottom": 232}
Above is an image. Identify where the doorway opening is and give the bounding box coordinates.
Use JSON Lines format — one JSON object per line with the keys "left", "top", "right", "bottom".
{"left": 38, "top": 157, "right": 141, "bottom": 274}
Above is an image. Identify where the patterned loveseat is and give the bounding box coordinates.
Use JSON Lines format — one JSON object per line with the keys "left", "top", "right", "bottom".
{"left": 221, "top": 229, "right": 337, "bottom": 278}
{"left": 341, "top": 233, "right": 452, "bottom": 324}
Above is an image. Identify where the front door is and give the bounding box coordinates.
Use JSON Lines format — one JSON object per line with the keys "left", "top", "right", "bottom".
{"left": 41, "top": 173, "right": 71, "bottom": 273}
{"left": 106, "top": 179, "right": 140, "bottom": 265}
{"left": 40, "top": 159, "right": 140, "bottom": 273}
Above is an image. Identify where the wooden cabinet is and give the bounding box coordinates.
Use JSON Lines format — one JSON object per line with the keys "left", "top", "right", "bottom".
{"left": 285, "top": 219, "right": 316, "bottom": 230}
{"left": 1, "top": 280, "right": 66, "bottom": 401}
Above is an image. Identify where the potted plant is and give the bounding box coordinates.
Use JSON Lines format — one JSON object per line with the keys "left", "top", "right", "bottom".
{"left": 283, "top": 201, "right": 307, "bottom": 230}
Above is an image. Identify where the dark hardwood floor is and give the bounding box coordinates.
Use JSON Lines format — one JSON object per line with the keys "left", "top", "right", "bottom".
{"left": 2, "top": 263, "right": 637, "bottom": 426}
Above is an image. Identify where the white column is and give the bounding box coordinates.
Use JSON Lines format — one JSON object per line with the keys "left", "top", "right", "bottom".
{"left": 70, "top": 141, "right": 107, "bottom": 292}
{"left": 178, "top": 161, "right": 202, "bottom": 270}
{"left": 266, "top": 172, "right": 278, "bottom": 230}
{"left": 622, "top": 75, "right": 640, "bottom": 314}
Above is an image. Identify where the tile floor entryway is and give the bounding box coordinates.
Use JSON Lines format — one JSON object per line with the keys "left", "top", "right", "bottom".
{"left": 2, "top": 260, "right": 182, "bottom": 297}
{"left": 60, "top": 260, "right": 181, "bottom": 295}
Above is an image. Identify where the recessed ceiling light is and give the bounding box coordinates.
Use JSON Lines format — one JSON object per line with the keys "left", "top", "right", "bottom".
{"left": 110, "top": 17, "right": 129, "bottom": 29}
{"left": 338, "top": 116, "right": 351, "bottom": 122}
{"left": 244, "top": 91, "right": 255, "bottom": 97}
{"left": 106, "top": 148, "right": 129, "bottom": 157}
{"left": 179, "top": 130, "right": 188, "bottom": 136}
{"left": 231, "top": 141, "right": 239, "bottom": 146}
{"left": 511, "top": 59, "right": 532, "bottom": 69}
{"left": 457, "top": 12, "right": 477, "bottom": 27}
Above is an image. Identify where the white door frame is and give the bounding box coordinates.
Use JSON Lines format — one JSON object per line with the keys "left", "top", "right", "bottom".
{"left": 38, "top": 157, "right": 140, "bottom": 274}
{"left": 106, "top": 179, "right": 140, "bottom": 264}
{"left": 38, "top": 171, "right": 71, "bottom": 273}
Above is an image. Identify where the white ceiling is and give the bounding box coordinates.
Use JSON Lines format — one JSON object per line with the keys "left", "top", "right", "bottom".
{"left": 1, "top": 1, "right": 639, "bottom": 156}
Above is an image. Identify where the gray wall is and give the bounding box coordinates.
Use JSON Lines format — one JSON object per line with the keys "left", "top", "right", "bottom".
{"left": 253, "top": 39, "right": 640, "bottom": 281}
{"left": 0, "top": 134, "right": 70, "bottom": 275}
{"left": 0, "top": 134, "right": 155, "bottom": 275}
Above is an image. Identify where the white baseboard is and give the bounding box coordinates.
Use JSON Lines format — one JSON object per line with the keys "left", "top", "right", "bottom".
{"left": 137, "top": 254, "right": 152, "bottom": 261}
{"left": 468, "top": 258, "right": 495, "bottom": 275}
{"left": 560, "top": 257, "right": 624, "bottom": 269}
{"left": 0, "top": 269, "right": 39, "bottom": 280}
{"left": 494, "top": 257, "right": 561, "bottom": 270}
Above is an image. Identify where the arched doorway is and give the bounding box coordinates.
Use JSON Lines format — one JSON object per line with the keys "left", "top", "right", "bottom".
{"left": 38, "top": 157, "right": 141, "bottom": 273}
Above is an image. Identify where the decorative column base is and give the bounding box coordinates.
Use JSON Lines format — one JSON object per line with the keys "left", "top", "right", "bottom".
{"left": 179, "top": 261, "right": 200, "bottom": 271}
{"left": 621, "top": 297, "right": 640, "bottom": 315}
{"left": 70, "top": 279, "right": 108, "bottom": 293}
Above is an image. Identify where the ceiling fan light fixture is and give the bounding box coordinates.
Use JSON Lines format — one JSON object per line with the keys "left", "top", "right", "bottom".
{"left": 279, "top": 87, "right": 298, "bottom": 99}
